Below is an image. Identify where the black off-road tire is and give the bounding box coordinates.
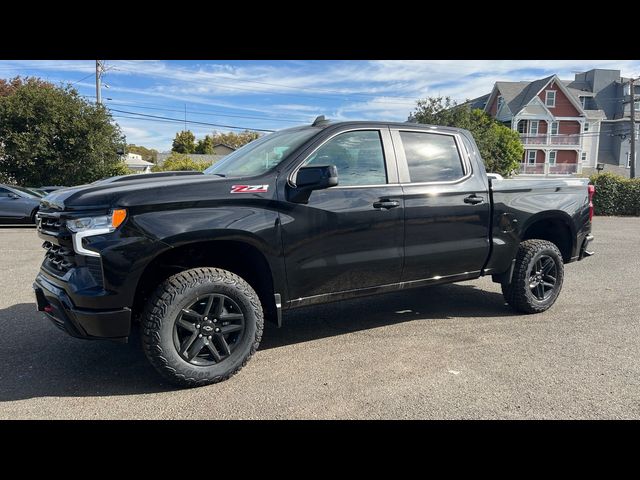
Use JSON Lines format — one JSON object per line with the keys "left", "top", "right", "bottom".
{"left": 502, "top": 239, "right": 564, "bottom": 314}
{"left": 141, "top": 267, "right": 263, "bottom": 387}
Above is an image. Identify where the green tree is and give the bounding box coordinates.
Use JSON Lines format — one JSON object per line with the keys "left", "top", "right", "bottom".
{"left": 0, "top": 76, "right": 126, "bottom": 186}
{"left": 195, "top": 134, "right": 215, "bottom": 154}
{"left": 0, "top": 77, "right": 53, "bottom": 97}
{"left": 152, "top": 152, "right": 212, "bottom": 172}
{"left": 208, "top": 130, "right": 260, "bottom": 149}
{"left": 105, "top": 161, "right": 134, "bottom": 177}
{"left": 0, "top": 171, "right": 16, "bottom": 185}
{"left": 410, "top": 96, "right": 523, "bottom": 176}
{"left": 127, "top": 144, "right": 158, "bottom": 163}
{"left": 172, "top": 130, "right": 196, "bottom": 153}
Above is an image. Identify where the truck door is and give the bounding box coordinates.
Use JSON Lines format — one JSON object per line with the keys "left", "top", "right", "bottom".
{"left": 279, "top": 127, "right": 404, "bottom": 304}
{"left": 390, "top": 128, "right": 491, "bottom": 282}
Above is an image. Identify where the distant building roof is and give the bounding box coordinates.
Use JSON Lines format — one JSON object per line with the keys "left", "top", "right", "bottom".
{"left": 460, "top": 93, "right": 490, "bottom": 110}
{"left": 124, "top": 154, "right": 154, "bottom": 167}
{"left": 212, "top": 143, "right": 236, "bottom": 150}
{"left": 485, "top": 74, "right": 609, "bottom": 120}
{"left": 495, "top": 75, "right": 555, "bottom": 116}
{"left": 562, "top": 80, "right": 595, "bottom": 98}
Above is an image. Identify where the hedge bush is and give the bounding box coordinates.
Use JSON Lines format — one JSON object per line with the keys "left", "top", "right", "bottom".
{"left": 589, "top": 172, "right": 640, "bottom": 216}
{"left": 152, "top": 153, "right": 212, "bottom": 172}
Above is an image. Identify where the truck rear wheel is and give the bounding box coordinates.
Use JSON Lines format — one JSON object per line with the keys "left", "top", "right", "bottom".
{"left": 141, "top": 267, "right": 263, "bottom": 387}
{"left": 502, "top": 239, "right": 564, "bottom": 314}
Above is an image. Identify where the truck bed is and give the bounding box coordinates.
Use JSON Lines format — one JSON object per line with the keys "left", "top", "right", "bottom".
{"left": 485, "top": 176, "right": 591, "bottom": 276}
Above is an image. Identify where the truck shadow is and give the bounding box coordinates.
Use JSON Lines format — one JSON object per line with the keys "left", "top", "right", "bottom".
{"left": 0, "top": 283, "right": 513, "bottom": 402}
{"left": 261, "top": 283, "right": 514, "bottom": 349}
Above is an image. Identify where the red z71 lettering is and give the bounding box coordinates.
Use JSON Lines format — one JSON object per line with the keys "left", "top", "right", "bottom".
{"left": 230, "top": 185, "right": 269, "bottom": 193}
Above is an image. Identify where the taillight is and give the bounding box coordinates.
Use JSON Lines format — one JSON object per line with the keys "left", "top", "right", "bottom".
{"left": 588, "top": 184, "right": 595, "bottom": 221}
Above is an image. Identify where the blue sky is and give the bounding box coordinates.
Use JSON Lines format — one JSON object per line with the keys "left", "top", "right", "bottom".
{"left": 1, "top": 60, "right": 639, "bottom": 151}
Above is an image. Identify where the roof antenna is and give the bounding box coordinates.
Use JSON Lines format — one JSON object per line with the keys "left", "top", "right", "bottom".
{"left": 312, "top": 115, "right": 330, "bottom": 126}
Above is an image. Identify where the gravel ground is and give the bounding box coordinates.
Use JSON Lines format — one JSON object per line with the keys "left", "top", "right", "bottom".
{"left": 0, "top": 217, "right": 638, "bottom": 419}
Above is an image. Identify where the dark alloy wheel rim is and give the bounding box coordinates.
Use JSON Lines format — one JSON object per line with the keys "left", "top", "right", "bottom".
{"left": 173, "top": 294, "right": 246, "bottom": 366}
{"left": 529, "top": 254, "right": 558, "bottom": 301}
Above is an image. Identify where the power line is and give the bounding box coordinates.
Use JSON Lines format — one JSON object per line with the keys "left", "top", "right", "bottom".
{"left": 112, "top": 114, "right": 190, "bottom": 125}
{"left": 72, "top": 72, "right": 95, "bottom": 85}
{"left": 110, "top": 108, "right": 276, "bottom": 132}
{"left": 85, "top": 95, "right": 315, "bottom": 120}
{"left": 104, "top": 99, "right": 310, "bottom": 123}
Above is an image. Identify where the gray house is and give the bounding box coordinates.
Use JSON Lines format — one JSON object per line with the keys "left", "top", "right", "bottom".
{"left": 211, "top": 143, "right": 236, "bottom": 155}
{"left": 466, "top": 69, "right": 639, "bottom": 177}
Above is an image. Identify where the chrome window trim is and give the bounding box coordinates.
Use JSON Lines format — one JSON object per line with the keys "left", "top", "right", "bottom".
{"left": 327, "top": 184, "right": 397, "bottom": 189}
{"left": 390, "top": 128, "right": 474, "bottom": 186}
{"left": 287, "top": 127, "right": 394, "bottom": 188}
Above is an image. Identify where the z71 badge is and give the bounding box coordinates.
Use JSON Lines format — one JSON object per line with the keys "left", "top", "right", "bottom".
{"left": 230, "top": 185, "right": 269, "bottom": 193}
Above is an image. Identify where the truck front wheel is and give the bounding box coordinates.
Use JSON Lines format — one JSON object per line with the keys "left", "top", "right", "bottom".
{"left": 141, "top": 267, "right": 264, "bottom": 387}
{"left": 502, "top": 239, "right": 564, "bottom": 314}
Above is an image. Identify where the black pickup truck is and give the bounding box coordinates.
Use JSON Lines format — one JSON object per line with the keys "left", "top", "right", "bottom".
{"left": 33, "top": 119, "right": 595, "bottom": 387}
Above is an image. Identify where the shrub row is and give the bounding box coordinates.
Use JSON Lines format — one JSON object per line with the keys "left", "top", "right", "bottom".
{"left": 590, "top": 172, "right": 640, "bottom": 216}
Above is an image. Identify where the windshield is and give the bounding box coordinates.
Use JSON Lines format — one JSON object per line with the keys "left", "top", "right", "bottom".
{"left": 27, "top": 188, "right": 46, "bottom": 197}
{"left": 10, "top": 185, "right": 39, "bottom": 198}
{"left": 204, "top": 127, "right": 320, "bottom": 177}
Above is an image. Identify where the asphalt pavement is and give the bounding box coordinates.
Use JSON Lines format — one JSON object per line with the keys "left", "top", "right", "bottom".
{"left": 0, "top": 217, "right": 638, "bottom": 419}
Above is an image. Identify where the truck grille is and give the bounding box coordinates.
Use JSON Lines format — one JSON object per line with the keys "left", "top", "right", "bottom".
{"left": 38, "top": 215, "right": 63, "bottom": 236}
{"left": 38, "top": 211, "right": 104, "bottom": 287}
{"left": 42, "top": 241, "right": 75, "bottom": 274}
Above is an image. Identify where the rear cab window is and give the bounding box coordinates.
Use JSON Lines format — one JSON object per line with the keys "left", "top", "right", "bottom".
{"left": 398, "top": 131, "right": 466, "bottom": 183}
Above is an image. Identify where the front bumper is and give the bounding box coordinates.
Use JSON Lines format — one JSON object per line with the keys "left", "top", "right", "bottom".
{"left": 34, "top": 274, "right": 131, "bottom": 340}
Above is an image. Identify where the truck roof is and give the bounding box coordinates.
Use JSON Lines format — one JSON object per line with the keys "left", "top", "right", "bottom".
{"left": 303, "top": 119, "right": 468, "bottom": 135}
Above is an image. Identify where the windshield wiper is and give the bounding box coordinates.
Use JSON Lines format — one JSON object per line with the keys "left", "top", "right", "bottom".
{"left": 210, "top": 173, "right": 226, "bottom": 177}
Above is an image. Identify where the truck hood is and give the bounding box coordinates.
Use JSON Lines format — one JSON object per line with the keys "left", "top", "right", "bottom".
{"left": 39, "top": 172, "right": 233, "bottom": 211}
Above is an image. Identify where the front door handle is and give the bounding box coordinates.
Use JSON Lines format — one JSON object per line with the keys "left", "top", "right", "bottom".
{"left": 373, "top": 199, "right": 400, "bottom": 210}
{"left": 463, "top": 194, "right": 484, "bottom": 205}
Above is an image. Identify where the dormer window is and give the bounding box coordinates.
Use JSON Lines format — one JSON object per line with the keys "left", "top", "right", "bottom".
{"left": 545, "top": 90, "right": 556, "bottom": 107}
{"left": 497, "top": 95, "right": 504, "bottom": 112}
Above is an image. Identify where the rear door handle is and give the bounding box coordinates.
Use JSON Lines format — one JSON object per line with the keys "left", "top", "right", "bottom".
{"left": 463, "top": 194, "right": 484, "bottom": 205}
{"left": 373, "top": 199, "right": 400, "bottom": 210}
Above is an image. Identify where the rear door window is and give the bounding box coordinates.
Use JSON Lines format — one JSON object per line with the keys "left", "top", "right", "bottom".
{"left": 400, "top": 131, "right": 465, "bottom": 183}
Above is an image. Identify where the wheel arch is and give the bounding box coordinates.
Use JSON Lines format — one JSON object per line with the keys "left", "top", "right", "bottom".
{"left": 133, "top": 237, "right": 280, "bottom": 325}
{"left": 520, "top": 210, "right": 576, "bottom": 262}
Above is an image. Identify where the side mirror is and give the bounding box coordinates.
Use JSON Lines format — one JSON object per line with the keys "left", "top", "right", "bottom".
{"left": 287, "top": 165, "right": 338, "bottom": 204}
{"left": 8, "top": 193, "right": 20, "bottom": 200}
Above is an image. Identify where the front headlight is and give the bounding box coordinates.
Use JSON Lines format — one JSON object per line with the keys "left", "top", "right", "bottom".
{"left": 66, "top": 209, "right": 127, "bottom": 257}
{"left": 66, "top": 209, "right": 127, "bottom": 233}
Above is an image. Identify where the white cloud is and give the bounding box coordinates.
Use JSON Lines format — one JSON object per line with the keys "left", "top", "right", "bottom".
{"left": 4, "top": 59, "right": 640, "bottom": 151}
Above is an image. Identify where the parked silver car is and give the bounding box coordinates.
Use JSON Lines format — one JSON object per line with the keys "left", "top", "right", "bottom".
{"left": 0, "top": 184, "right": 42, "bottom": 224}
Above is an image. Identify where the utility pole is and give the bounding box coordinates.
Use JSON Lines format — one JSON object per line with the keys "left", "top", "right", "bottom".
{"left": 630, "top": 77, "right": 637, "bottom": 179}
{"left": 95, "top": 60, "right": 103, "bottom": 105}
